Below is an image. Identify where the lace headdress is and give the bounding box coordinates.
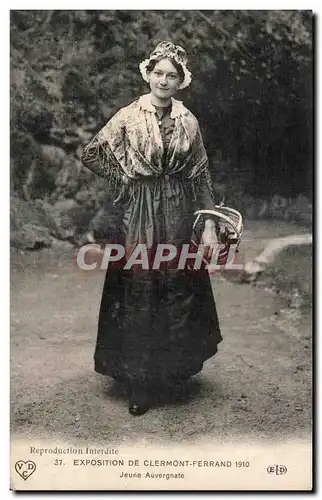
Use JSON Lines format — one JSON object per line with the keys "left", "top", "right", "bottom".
{"left": 139, "top": 41, "right": 192, "bottom": 90}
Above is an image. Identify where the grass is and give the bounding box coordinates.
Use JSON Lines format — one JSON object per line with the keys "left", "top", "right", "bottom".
{"left": 258, "top": 244, "right": 312, "bottom": 307}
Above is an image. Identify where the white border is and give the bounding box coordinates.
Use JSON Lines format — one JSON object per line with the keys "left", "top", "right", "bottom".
{"left": 2, "top": 3, "right": 317, "bottom": 499}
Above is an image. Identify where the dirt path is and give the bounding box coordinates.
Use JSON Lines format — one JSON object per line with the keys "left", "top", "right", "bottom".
{"left": 10, "top": 221, "right": 312, "bottom": 446}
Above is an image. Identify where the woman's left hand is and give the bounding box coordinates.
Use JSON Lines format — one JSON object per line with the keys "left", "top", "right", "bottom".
{"left": 201, "top": 219, "right": 218, "bottom": 261}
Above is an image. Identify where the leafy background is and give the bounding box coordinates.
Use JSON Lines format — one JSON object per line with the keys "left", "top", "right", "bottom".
{"left": 10, "top": 10, "right": 313, "bottom": 249}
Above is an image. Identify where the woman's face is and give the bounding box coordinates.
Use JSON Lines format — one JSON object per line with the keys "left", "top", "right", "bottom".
{"left": 148, "top": 58, "right": 181, "bottom": 100}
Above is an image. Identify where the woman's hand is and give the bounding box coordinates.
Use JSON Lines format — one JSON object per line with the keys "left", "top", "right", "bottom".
{"left": 201, "top": 218, "right": 218, "bottom": 261}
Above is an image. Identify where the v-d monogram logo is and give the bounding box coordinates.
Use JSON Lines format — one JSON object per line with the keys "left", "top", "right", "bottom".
{"left": 15, "top": 460, "right": 36, "bottom": 480}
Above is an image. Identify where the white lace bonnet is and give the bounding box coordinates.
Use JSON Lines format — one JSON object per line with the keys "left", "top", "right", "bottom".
{"left": 139, "top": 41, "right": 192, "bottom": 90}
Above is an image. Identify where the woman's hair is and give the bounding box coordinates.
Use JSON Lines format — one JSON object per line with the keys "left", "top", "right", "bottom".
{"left": 146, "top": 56, "right": 185, "bottom": 83}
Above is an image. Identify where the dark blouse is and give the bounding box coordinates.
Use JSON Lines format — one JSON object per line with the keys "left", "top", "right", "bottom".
{"left": 153, "top": 104, "right": 176, "bottom": 153}
{"left": 153, "top": 103, "right": 215, "bottom": 211}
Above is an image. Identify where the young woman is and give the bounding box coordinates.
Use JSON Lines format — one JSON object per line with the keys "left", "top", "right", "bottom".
{"left": 81, "top": 41, "right": 222, "bottom": 416}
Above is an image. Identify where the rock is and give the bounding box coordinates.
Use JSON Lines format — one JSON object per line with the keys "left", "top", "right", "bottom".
{"left": 73, "top": 232, "right": 96, "bottom": 247}
{"left": 10, "top": 195, "right": 96, "bottom": 245}
{"left": 49, "top": 127, "right": 83, "bottom": 149}
{"left": 11, "top": 197, "right": 42, "bottom": 228}
{"left": 40, "top": 144, "right": 67, "bottom": 168}
{"left": 74, "top": 185, "right": 107, "bottom": 210}
{"left": 12, "top": 140, "right": 66, "bottom": 200}
{"left": 75, "top": 127, "right": 93, "bottom": 143}
{"left": 89, "top": 205, "right": 121, "bottom": 241}
{"left": 44, "top": 199, "right": 95, "bottom": 240}
{"left": 45, "top": 199, "right": 80, "bottom": 239}
{"left": 11, "top": 223, "right": 53, "bottom": 250}
{"left": 52, "top": 158, "right": 82, "bottom": 197}
{"left": 10, "top": 196, "right": 57, "bottom": 248}
{"left": 50, "top": 239, "right": 75, "bottom": 251}
{"left": 75, "top": 189, "right": 93, "bottom": 206}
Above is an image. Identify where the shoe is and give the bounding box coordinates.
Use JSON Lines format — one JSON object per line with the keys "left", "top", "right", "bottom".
{"left": 129, "top": 402, "right": 150, "bottom": 416}
{"left": 127, "top": 379, "right": 154, "bottom": 416}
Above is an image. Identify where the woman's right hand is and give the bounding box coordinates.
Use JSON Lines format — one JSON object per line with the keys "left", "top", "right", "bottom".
{"left": 201, "top": 218, "right": 218, "bottom": 261}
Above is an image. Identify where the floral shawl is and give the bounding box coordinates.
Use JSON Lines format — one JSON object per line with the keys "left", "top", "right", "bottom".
{"left": 81, "top": 93, "right": 214, "bottom": 204}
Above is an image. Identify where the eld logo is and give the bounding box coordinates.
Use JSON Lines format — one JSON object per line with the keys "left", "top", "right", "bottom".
{"left": 15, "top": 460, "right": 36, "bottom": 480}
{"left": 267, "top": 464, "right": 288, "bottom": 475}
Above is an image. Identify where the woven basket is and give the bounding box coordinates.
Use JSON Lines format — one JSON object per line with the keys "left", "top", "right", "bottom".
{"left": 191, "top": 205, "right": 244, "bottom": 266}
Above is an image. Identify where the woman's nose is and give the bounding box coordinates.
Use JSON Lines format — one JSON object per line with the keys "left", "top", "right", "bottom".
{"left": 160, "top": 75, "right": 167, "bottom": 85}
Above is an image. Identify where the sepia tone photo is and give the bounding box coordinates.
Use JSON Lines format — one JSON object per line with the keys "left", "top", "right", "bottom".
{"left": 10, "top": 10, "right": 312, "bottom": 491}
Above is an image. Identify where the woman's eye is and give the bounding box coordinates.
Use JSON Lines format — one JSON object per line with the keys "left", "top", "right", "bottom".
{"left": 169, "top": 75, "right": 177, "bottom": 80}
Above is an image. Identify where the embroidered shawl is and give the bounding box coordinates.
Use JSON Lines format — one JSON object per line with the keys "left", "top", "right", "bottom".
{"left": 81, "top": 93, "right": 213, "bottom": 203}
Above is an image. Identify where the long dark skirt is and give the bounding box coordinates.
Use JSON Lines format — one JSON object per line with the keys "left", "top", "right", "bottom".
{"left": 94, "top": 266, "right": 222, "bottom": 384}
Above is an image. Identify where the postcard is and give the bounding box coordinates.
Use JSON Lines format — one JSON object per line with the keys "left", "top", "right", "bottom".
{"left": 10, "top": 9, "right": 313, "bottom": 491}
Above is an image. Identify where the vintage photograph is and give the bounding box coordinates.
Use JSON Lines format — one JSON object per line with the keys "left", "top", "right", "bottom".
{"left": 10, "top": 10, "right": 312, "bottom": 490}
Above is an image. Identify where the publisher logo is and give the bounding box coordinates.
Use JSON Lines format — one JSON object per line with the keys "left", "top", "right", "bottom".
{"left": 15, "top": 460, "right": 36, "bottom": 480}
{"left": 267, "top": 464, "right": 288, "bottom": 475}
